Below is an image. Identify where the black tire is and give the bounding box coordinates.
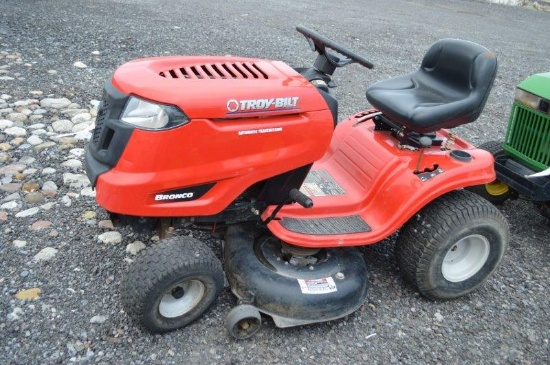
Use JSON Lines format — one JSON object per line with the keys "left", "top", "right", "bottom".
{"left": 396, "top": 190, "right": 509, "bottom": 300}
{"left": 466, "top": 140, "right": 510, "bottom": 205}
{"left": 120, "top": 236, "right": 224, "bottom": 333}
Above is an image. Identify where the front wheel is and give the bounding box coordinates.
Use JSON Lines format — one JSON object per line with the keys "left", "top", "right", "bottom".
{"left": 120, "top": 236, "right": 224, "bottom": 333}
{"left": 396, "top": 190, "right": 509, "bottom": 300}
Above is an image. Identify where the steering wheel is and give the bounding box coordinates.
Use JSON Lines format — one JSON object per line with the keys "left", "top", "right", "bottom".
{"left": 296, "top": 25, "right": 374, "bottom": 70}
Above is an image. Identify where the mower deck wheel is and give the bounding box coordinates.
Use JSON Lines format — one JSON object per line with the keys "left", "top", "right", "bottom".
{"left": 396, "top": 190, "right": 509, "bottom": 300}
{"left": 120, "top": 236, "right": 224, "bottom": 333}
{"left": 226, "top": 304, "right": 262, "bottom": 339}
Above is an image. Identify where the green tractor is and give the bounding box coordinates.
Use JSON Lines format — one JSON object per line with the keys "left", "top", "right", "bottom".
{"left": 470, "top": 72, "right": 550, "bottom": 217}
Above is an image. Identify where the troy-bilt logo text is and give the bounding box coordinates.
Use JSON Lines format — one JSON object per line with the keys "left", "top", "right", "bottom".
{"left": 155, "top": 192, "right": 194, "bottom": 201}
{"left": 227, "top": 97, "right": 299, "bottom": 113}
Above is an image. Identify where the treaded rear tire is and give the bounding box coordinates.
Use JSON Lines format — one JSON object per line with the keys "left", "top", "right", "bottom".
{"left": 467, "top": 140, "right": 510, "bottom": 205}
{"left": 396, "top": 190, "right": 509, "bottom": 300}
{"left": 120, "top": 236, "right": 224, "bottom": 333}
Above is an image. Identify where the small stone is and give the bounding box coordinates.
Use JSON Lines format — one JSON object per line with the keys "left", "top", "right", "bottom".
{"left": 0, "top": 152, "right": 10, "bottom": 163}
{"left": 15, "top": 207, "right": 40, "bottom": 218}
{"left": 1, "top": 201, "right": 19, "bottom": 210}
{"left": 71, "top": 113, "right": 91, "bottom": 123}
{"left": 63, "top": 173, "right": 89, "bottom": 188}
{"left": 98, "top": 231, "right": 122, "bottom": 244}
{"left": 34, "top": 142, "right": 56, "bottom": 150}
{"left": 73, "top": 61, "right": 87, "bottom": 69}
{"left": 6, "top": 112, "right": 27, "bottom": 123}
{"left": 98, "top": 220, "right": 114, "bottom": 230}
{"left": 0, "top": 143, "right": 12, "bottom": 151}
{"left": 83, "top": 211, "right": 96, "bottom": 220}
{"left": 4, "top": 126, "right": 27, "bottom": 136}
{"left": 31, "top": 220, "right": 52, "bottom": 230}
{"left": 62, "top": 108, "right": 88, "bottom": 118}
{"left": 52, "top": 119, "right": 73, "bottom": 133}
{"left": 15, "top": 288, "right": 41, "bottom": 300}
{"left": 10, "top": 137, "right": 25, "bottom": 146}
{"left": 81, "top": 187, "right": 96, "bottom": 197}
{"left": 40, "top": 202, "right": 56, "bottom": 210}
{"left": 126, "top": 241, "right": 146, "bottom": 255}
{"left": 28, "top": 115, "right": 43, "bottom": 122}
{"left": 91, "top": 51, "right": 101, "bottom": 55}
{"left": 24, "top": 192, "right": 45, "bottom": 204}
{"left": 33, "top": 108, "right": 47, "bottom": 115}
{"left": 61, "top": 159, "right": 82, "bottom": 169}
{"left": 13, "top": 239, "right": 26, "bottom": 248}
{"left": 18, "top": 156, "right": 35, "bottom": 165}
{"left": 49, "top": 230, "right": 59, "bottom": 237}
{"left": 41, "top": 168, "right": 56, "bottom": 175}
{"left": 40, "top": 97, "right": 71, "bottom": 109}
{"left": 61, "top": 195, "right": 71, "bottom": 207}
{"left": 69, "top": 148, "right": 85, "bottom": 157}
{"left": 72, "top": 122, "right": 92, "bottom": 133}
{"left": 90, "top": 315, "right": 108, "bottom": 324}
{"left": 0, "top": 211, "right": 7, "bottom": 221}
{"left": 13, "top": 172, "right": 26, "bottom": 181}
{"left": 0, "top": 119, "right": 14, "bottom": 129}
{"left": 7, "top": 307, "right": 23, "bottom": 321}
{"left": 57, "top": 137, "right": 78, "bottom": 146}
{"left": 26, "top": 135, "right": 43, "bottom": 146}
{"left": 47, "top": 70, "right": 58, "bottom": 75}
{"left": 434, "top": 312, "right": 444, "bottom": 322}
{"left": 22, "top": 182, "right": 40, "bottom": 192}
{"left": 2, "top": 192, "right": 20, "bottom": 202}
{"left": 34, "top": 247, "right": 58, "bottom": 261}
{"left": 0, "top": 183, "right": 22, "bottom": 193}
{"left": 0, "top": 163, "right": 26, "bottom": 175}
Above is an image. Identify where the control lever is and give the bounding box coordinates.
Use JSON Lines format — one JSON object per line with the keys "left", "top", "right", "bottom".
{"left": 289, "top": 188, "right": 313, "bottom": 208}
{"left": 415, "top": 136, "right": 433, "bottom": 173}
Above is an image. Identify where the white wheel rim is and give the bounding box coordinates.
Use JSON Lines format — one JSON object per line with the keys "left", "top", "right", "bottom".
{"left": 442, "top": 234, "right": 490, "bottom": 283}
{"left": 159, "top": 280, "right": 206, "bottom": 318}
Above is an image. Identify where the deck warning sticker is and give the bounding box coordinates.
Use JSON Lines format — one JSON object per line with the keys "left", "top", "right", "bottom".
{"left": 300, "top": 170, "right": 346, "bottom": 197}
{"left": 297, "top": 277, "right": 337, "bottom": 294}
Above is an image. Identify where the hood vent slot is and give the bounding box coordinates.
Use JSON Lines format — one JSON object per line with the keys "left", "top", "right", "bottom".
{"left": 160, "top": 62, "right": 268, "bottom": 80}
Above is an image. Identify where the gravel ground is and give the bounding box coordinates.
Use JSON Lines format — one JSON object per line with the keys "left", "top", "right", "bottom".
{"left": 1, "top": 0, "right": 549, "bottom": 364}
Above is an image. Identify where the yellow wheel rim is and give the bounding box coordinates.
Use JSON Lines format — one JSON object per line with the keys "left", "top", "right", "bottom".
{"left": 485, "top": 181, "right": 509, "bottom": 196}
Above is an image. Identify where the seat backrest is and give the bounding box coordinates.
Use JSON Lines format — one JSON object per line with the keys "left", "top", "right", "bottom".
{"left": 420, "top": 38, "right": 497, "bottom": 100}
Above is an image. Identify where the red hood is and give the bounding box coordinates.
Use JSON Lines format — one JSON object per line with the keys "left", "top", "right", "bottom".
{"left": 111, "top": 56, "right": 327, "bottom": 119}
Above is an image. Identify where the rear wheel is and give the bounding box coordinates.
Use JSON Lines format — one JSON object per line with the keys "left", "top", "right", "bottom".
{"left": 467, "top": 140, "right": 510, "bottom": 205}
{"left": 120, "top": 236, "right": 224, "bottom": 333}
{"left": 396, "top": 190, "right": 509, "bottom": 300}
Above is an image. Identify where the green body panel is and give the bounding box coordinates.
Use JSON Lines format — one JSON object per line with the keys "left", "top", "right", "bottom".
{"left": 504, "top": 102, "right": 550, "bottom": 171}
{"left": 517, "top": 72, "right": 550, "bottom": 100}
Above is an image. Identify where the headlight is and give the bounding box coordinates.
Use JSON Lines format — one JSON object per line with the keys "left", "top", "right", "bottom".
{"left": 121, "top": 96, "right": 189, "bottom": 130}
{"left": 515, "top": 88, "right": 542, "bottom": 110}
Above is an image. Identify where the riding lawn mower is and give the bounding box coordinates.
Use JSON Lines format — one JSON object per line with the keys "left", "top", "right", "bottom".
{"left": 85, "top": 26, "right": 509, "bottom": 339}
{"left": 469, "top": 72, "right": 550, "bottom": 217}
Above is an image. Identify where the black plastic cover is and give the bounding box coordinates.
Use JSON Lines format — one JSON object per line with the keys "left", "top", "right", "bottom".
{"left": 88, "top": 81, "right": 134, "bottom": 169}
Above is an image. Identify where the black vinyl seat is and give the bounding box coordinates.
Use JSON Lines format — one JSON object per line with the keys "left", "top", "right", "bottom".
{"left": 366, "top": 39, "right": 498, "bottom": 134}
